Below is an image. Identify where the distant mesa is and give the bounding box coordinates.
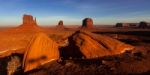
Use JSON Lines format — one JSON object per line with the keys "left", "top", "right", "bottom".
{"left": 82, "top": 18, "right": 94, "bottom": 28}
{"left": 115, "top": 23, "right": 138, "bottom": 28}
{"left": 19, "top": 14, "right": 38, "bottom": 28}
{"left": 115, "top": 21, "right": 149, "bottom": 28}
{"left": 115, "top": 23, "right": 123, "bottom": 27}
{"left": 58, "top": 20, "right": 63, "bottom": 26}
{"left": 56, "top": 20, "right": 64, "bottom": 29}
{"left": 23, "top": 14, "right": 37, "bottom": 25}
{"left": 139, "top": 21, "right": 148, "bottom": 29}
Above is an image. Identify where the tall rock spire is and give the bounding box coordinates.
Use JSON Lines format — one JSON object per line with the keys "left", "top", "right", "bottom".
{"left": 34, "top": 17, "right": 37, "bottom": 25}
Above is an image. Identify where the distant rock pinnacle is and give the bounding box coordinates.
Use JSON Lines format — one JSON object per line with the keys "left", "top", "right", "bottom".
{"left": 82, "top": 18, "right": 93, "bottom": 28}
{"left": 56, "top": 20, "right": 64, "bottom": 29}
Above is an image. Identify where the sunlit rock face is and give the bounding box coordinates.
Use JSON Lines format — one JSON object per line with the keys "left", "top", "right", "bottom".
{"left": 60, "top": 30, "right": 134, "bottom": 59}
{"left": 18, "top": 14, "right": 42, "bottom": 31}
{"left": 19, "top": 14, "right": 39, "bottom": 29}
{"left": 82, "top": 18, "right": 93, "bottom": 28}
{"left": 23, "top": 33, "right": 60, "bottom": 72}
{"left": 23, "top": 14, "right": 37, "bottom": 25}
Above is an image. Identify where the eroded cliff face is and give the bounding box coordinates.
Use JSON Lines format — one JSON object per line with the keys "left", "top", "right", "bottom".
{"left": 18, "top": 14, "right": 41, "bottom": 30}
{"left": 22, "top": 14, "right": 37, "bottom": 26}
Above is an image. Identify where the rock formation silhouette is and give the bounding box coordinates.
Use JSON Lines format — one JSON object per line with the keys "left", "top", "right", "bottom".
{"left": 56, "top": 20, "right": 64, "bottom": 29}
{"left": 82, "top": 18, "right": 93, "bottom": 28}
{"left": 58, "top": 20, "right": 63, "bottom": 26}
{"left": 19, "top": 14, "right": 40, "bottom": 30}
{"left": 23, "top": 14, "right": 37, "bottom": 25}
{"left": 139, "top": 21, "right": 148, "bottom": 29}
{"left": 116, "top": 23, "right": 123, "bottom": 27}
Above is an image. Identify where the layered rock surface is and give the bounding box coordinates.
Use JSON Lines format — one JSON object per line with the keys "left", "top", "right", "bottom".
{"left": 23, "top": 33, "right": 60, "bottom": 72}
{"left": 60, "top": 30, "right": 134, "bottom": 59}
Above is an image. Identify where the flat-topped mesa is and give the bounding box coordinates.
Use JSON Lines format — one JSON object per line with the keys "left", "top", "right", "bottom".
{"left": 82, "top": 18, "right": 94, "bottom": 28}
{"left": 16, "top": 14, "right": 43, "bottom": 31}
{"left": 17, "top": 14, "right": 41, "bottom": 31}
{"left": 22, "top": 14, "right": 37, "bottom": 26}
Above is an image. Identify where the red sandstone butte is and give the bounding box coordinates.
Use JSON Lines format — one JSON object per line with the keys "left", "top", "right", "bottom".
{"left": 19, "top": 14, "right": 38, "bottom": 28}
{"left": 58, "top": 20, "right": 63, "bottom": 26}
{"left": 23, "top": 14, "right": 37, "bottom": 25}
{"left": 56, "top": 20, "right": 64, "bottom": 29}
{"left": 82, "top": 18, "right": 93, "bottom": 28}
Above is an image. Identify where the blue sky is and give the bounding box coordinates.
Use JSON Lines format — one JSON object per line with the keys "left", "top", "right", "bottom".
{"left": 0, "top": 0, "right": 150, "bottom": 26}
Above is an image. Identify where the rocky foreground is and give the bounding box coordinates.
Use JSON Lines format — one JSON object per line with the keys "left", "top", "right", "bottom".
{"left": 0, "top": 30, "right": 150, "bottom": 75}
{"left": 1, "top": 43, "right": 150, "bottom": 75}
